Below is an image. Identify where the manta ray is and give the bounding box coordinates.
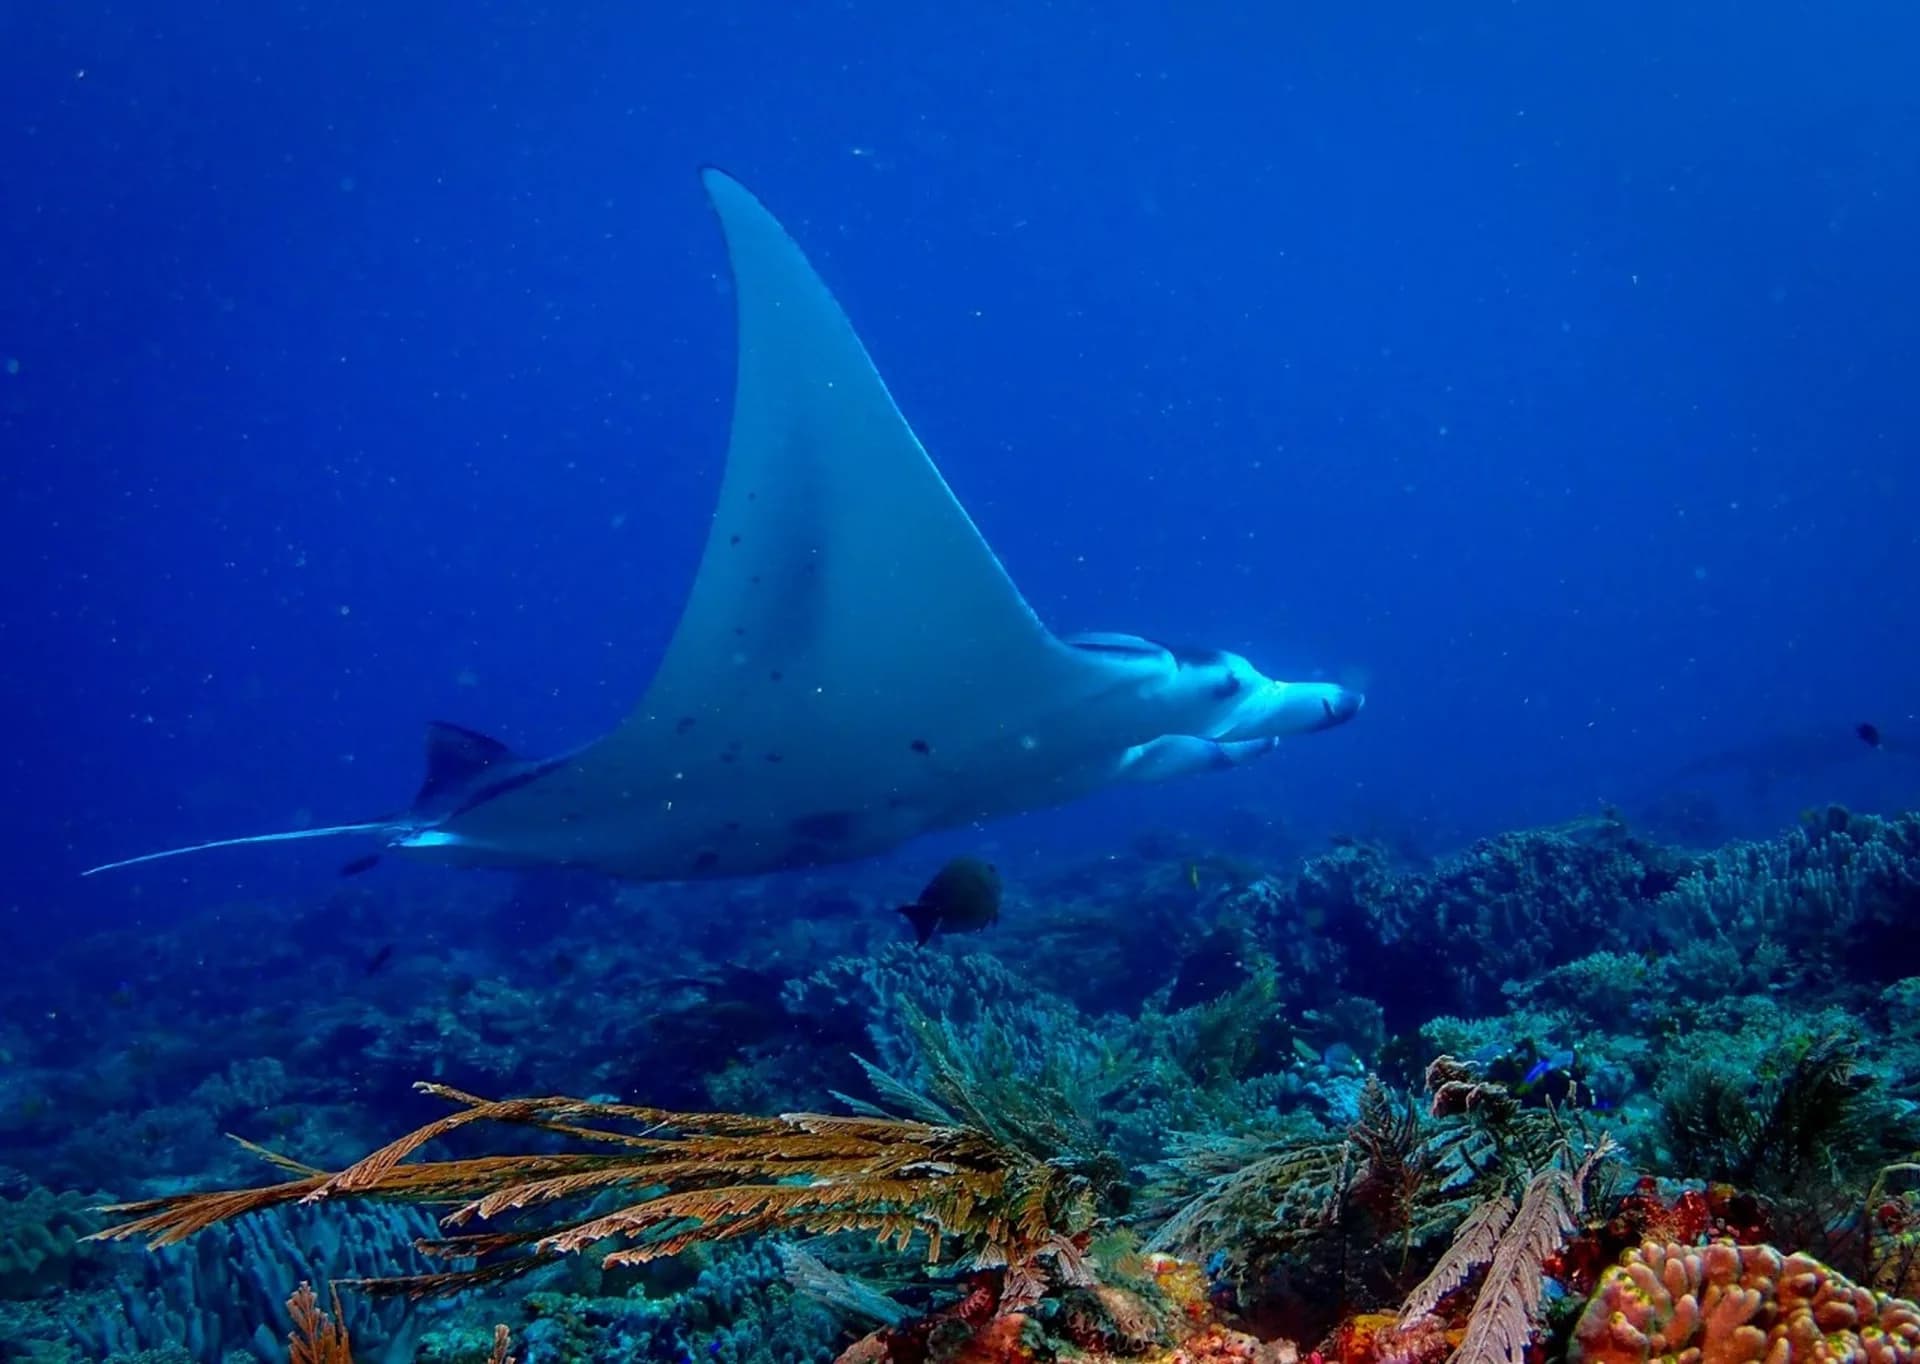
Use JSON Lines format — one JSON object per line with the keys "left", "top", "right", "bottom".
{"left": 86, "top": 169, "right": 1364, "bottom": 883}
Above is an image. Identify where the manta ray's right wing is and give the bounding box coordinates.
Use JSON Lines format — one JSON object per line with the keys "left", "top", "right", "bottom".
{"left": 434, "top": 170, "right": 1143, "bottom": 876}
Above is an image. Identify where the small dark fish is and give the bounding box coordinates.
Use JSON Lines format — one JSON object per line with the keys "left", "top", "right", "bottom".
{"left": 1858, "top": 722, "right": 1883, "bottom": 748}
{"left": 339, "top": 853, "right": 382, "bottom": 877}
{"left": 898, "top": 856, "right": 1001, "bottom": 946}
{"left": 363, "top": 943, "right": 396, "bottom": 976}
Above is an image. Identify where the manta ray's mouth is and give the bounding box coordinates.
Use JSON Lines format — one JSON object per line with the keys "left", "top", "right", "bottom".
{"left": 1319, "top": 688, "right": 1366, "bottom": 729}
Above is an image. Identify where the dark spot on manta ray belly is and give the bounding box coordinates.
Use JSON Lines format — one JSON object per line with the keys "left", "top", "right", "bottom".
{"left": 789, "top": 810, "right": 856, "bottom": 843}
{"left": 1211, "top": 673, "right": 1243, "bottom": 700}
{"left": 910, "top": 738, "right": 931, "bottom": 754}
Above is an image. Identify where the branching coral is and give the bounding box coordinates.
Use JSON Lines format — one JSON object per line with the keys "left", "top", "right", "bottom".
{"left": 1569, "top": 1241, "right": 1920, "bottom": 1364}
{"left": 286, "top": 1280, "right": 513, "bottom": 1364}
{"left": 90, "top": 1082, "right": 1103, "bottom": 1311}
{"left": 287, "top": 1282, "right": 355, "bottom": 1364}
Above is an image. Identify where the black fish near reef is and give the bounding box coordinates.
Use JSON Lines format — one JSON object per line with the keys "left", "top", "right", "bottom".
{"left": 898, "top": 856, "right": 1002, "bottom": 945}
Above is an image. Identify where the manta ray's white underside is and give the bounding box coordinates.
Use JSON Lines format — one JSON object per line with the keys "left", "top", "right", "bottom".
{"left": 86, "top": 169, "right": 1362, "bottom": 883}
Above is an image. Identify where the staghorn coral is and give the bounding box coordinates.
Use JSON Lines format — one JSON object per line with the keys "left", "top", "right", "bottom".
{"left": 91, "top": 1082, "right": 1103, "bottom": 1312}
{"left": 1569, "top": 1241, "right": 1920, "bottom": 1364}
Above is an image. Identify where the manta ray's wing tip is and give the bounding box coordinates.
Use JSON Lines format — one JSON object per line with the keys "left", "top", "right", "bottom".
{"left": 697, "top": 165, "right": 751, "bottom": 205}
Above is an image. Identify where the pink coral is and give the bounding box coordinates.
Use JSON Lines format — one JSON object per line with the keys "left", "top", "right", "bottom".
{"left": 1570, "top": 1242, "right": 1920, "bottom": 1364}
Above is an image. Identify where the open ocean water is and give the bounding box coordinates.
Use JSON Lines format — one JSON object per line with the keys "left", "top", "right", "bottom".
{"left": 2, "top": 4, "right": 1917, "bottom": 1362}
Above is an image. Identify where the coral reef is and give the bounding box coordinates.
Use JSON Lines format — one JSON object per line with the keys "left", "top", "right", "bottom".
{"left": 7, "top": 803, "right": 1920, "bottom": 1360}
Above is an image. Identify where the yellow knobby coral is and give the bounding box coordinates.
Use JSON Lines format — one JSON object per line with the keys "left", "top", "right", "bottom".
{"left": 1570, "top": 1242, "right": 1920, "bottom": 1364}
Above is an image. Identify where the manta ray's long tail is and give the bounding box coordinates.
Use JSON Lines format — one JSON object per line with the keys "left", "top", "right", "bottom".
{"left": 81, "top": 823, "right": 394, "bottom": 877}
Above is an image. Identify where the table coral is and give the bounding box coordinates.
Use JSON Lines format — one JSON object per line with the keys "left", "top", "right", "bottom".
{"left": 1569, "top": 1241, "right": 1920, "bottom": 1364}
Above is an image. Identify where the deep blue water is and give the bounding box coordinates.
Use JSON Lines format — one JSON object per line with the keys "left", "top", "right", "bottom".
{"left": 4, "top": 2, "right": 1918, "bottom": 934}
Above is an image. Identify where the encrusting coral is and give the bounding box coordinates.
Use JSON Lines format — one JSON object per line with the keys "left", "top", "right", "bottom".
{"left": 1569, "top": 1241, "right": 1920, "bottom": 1364}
